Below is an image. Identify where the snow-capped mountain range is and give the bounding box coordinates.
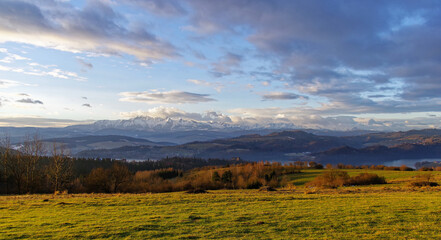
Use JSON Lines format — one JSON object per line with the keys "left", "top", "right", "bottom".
{"left": 67, "top": 116, "right": 298, "bottom": 132}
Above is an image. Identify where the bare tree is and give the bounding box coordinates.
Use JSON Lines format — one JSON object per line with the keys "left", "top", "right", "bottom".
{"left": 7, "top": 148, "right": 26, "bottom": 194}
{"left": 0, "top": 134, "right": 11, "bottom": 194}
{"left": 110, "top": 162, "right": 131, "bottom": 193}
{"left": 29, "top": 133, "right": 44, "bottom": 192}
{"left": 21, "top": 133, "right": 45, "bottom": 193}
{"left": 48, "top": 143, "right": 72, "bottom": 193}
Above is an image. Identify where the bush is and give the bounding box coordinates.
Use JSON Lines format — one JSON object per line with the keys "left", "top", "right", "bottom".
{"left": 84, "top": 168, "right": 111, "bottom": 193}
{"left": 347, "top": 173, "right": 386, "bottom": 185}
{"left": 400, "top": 165, "right": 413, "bottom": 171}
{"left": 259, "top": 186, "right": 276, "bottom": 192}
{"left": 156, "top": 168, "right": 182, "bottom": 179}
{"left": 409, "top": 173, "right": 438, "bottom": 187}
{"left": 409, "top": 181, "right": 439, "bottom": 187}
{"left": 307, "top": 171, "right": 386, "bottom": 188}
{"left": 306, "top": 170, "right": 350, "bottom": 188}
{"left": 246, "top": 180, "right": 263, "bottom": 189}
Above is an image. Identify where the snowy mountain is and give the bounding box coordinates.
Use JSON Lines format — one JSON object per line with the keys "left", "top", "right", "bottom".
{"left": 67, "top": 116, "right": 298, "bottom": 132}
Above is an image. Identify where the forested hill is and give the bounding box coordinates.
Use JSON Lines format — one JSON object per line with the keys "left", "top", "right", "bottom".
{"left": 75, "top": 129, "right": 441, "bottom": 164}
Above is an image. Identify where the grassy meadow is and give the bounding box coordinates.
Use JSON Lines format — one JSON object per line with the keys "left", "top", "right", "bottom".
{"left": 2, "top": 169, "right": 441, "bottom": 239}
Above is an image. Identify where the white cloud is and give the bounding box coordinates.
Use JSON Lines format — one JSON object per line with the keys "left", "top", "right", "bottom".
{"left": 119, "top": 106, "right": 441, "bottom": 131}
{"left": 0, "top": 116, "right": 92, "bottom": 127}
{"left": 0, "top": 63, "right": 86, "bottom": 81}
{"left": 120, "top": 106, "right": 232, "bottom": 123}
{"left": 0, "top": 48, "right": 30, "bottom": 63}
{"left": 187, "top": 79, "right": 225, "bottom": 92}
{"left": 0, "top": 79, "right": 27, "bottom": 88}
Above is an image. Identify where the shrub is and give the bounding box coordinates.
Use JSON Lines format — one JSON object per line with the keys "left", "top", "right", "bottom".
{"left": 307, "top": 171, "right": 386, "bottom": 188}
{"left": 400, "top": 165, "right": 413, "bottom": 171}
{"left": 259, "top": 186, "right": 276, "bottom": 192}
{"left": 221, "top": 170, "right": 233, "bottom": 184}
{"left": 409, "top": 173, "right": 439, "bottom": 187}
{"left": 347, "top": 173, "right": 386, "bottom": 185}
{"left": 306, "top": 170, "right": 350, "bottom": 188}
{"left": 384, "top": 166, "right": 400, "bottom": 171}
{"left": 409, "top": 181, "right": 439, "bottom": 187}
{"left": 186, "top": 189, "right": 207, "bottom": 194}
{"left": 419, "top": 167, "right": 433, "bottom": 171}
{"left": 84, "top": 168, "right": 111, "bottom": 193}
{"left": 156, "top": 168, "right": 182, "bottom": 179}
{"left": 212, "top": 171, "right": 221, "bottom": 182}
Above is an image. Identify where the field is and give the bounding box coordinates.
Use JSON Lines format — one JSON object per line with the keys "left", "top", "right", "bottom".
{"left": 2, "top": 170, "right": 441, "bottom": 239}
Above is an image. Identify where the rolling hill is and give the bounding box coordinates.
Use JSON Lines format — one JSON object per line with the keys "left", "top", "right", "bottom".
{"left": 75, "top": 129, "right": 441, "bottom": 165}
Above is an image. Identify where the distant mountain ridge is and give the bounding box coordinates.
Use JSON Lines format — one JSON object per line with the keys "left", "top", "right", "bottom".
{"left": 75, "top": 129, "right": 441, "bottom": 165}
{"left": 313, "top": 143, "right": 441, "bottom": 165}
{"left": 42, "top": 135, "right": 175, "bottom": 154}
{"left": 1, "top": 116, "right": 377, "bottom": 144}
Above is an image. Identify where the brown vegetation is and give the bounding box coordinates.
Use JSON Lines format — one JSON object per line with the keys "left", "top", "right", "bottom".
{"left": 408, "top": 173, "right": 439, "bottom": 187}
{"left": 306, "top": 170, "right": 386, "bottom": 188}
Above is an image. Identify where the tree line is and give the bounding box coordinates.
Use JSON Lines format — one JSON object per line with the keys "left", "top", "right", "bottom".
{"left": 0, "top": 134, "right": 71, "bottom": 194}
{"left": 1, "top": 134, "right": 303, "bottom": 194}
{"left": 2, "top": 133, "right": 429, "bottom": 195}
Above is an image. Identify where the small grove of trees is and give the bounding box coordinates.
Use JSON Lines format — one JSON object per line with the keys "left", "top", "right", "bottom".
{"left": 306, "top": 170, "right": 387, "bottom": 188}
{"left": 103, "top": 162, "right": 299, "bottom": 193}
{"left": 83, "top": 162, "right": 132, "bottom": 193}
{"left": 1, "top": 134, "right": 46, "bottom": 194}
{"left": 0, "top": 134, "right": 73, "bottom": 194}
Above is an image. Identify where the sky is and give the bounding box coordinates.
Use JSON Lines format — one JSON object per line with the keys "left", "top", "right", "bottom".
{"left": 0, "top": 0, "right": 441, "bottom": 131}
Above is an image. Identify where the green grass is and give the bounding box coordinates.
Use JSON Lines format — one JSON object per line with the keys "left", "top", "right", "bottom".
{"left": 289, "top": 169, "right": 441, "bottom": 186}
{"left": 2, "top": 169, "right": 441, "bottom": 239}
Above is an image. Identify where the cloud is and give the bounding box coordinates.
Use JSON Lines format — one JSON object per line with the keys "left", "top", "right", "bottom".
{"left": 210, "top": 52, "right": 243, "bottom": 77}
{"left": 16, "top": 98, "right": 43, "bottom": 104}
{"left": 0, "top": 48, "right": 30, "bottom": 63}
{"left": 121, "top": 106, "right": 232, "bottom": 123}
{"left": 120, "top": 106, "right": 441, "bottom": 131}
{"left": 185, "top": 0, "right": 441, "bottom": 114}
{"left": 0, "top": 0, "right": 177, "bottom": 62}
{"left": 0, "top": 117, "right": 92, "bottom": 127}
{"left": 25, "top": 68, "right": 86, "bottom": 81}
{"left": 119, "top": 90, "right": 216, "bottom": 104}
{"left": 82, "top": 103, "right": 92, "bottom": 108}
{"left": 187, "top": 79, "right": 225, "bottom": 92}
{"left": 76, "top": 57, "right": 93, "bottom": 70}
{"left": 82, "top": 96, "right": 88, "bottom": 100}
{"left": 123, "top": 0, "right": 186, "bottom": 17}
{"left": 262, "top": 92, "right": 308, "bottom": 101}
{"left": 0, "top": 79, "right": 25, "bottom": 88}
{"left": 0, "top": 62, "right": 86, "bottom": 81}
